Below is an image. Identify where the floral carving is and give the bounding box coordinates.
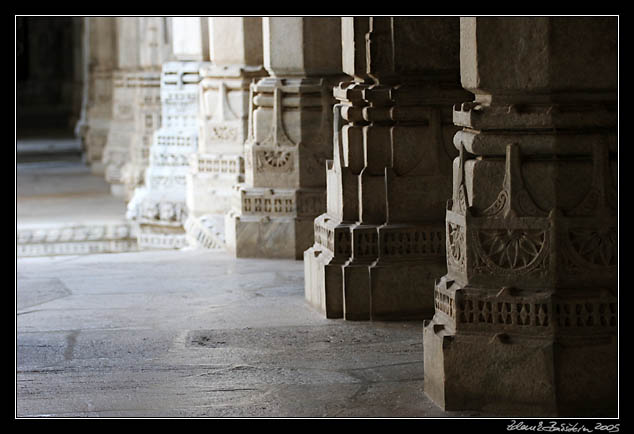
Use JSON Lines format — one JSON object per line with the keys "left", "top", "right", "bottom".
{"left": 208, "top": 125, "right": 238, "bottom": 143}
{"left": 476, "top": 229, "right": 546, "bottom": 271}
{"left": 264, "top": 151, "right": 290, "bottom": 168}
{"left": 568, "top": 227, "right": 617, "bottom": 267}
{"left": 447, "top": 222, "right": 466, "bottom": 272}
{"left": 256, "top": 150, "right": 293, "bottom": 172}
{"left": 481, "top": 191, "right": 507, "bottom": 217}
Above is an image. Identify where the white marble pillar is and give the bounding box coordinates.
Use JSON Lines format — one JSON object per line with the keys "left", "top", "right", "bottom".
{"left": 184, "top": 17, "right": 267, "bottom": 249}
{"left": 224, "top": 17, "right": 344, "bottom": 259}
{"left": 103, "top": 17, "right": 140, "bottom": 197}
{"left": 127, "top": 17, "right": 210, "bottom": 249}
{"left": 81, "top": 17, "right": 117, "bottom": 175}
{"left": 121, "top": 17, "right": 173, "bottom": 201}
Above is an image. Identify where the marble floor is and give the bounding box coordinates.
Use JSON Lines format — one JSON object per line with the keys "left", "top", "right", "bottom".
{"left": 15, "top": 136, "right": 482, "bottom": 418}
{"left": 16, "top": 248, "right": 484, "bottom": 418}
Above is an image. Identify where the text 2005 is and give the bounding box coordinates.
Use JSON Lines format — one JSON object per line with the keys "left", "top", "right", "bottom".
{"left": 594, "top": 424, "right": 619, "bottom": 433}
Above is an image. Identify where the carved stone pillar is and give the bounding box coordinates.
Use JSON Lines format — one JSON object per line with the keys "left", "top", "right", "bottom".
{"left": 423, "top": 17, "right": 618, "bottom": 417}
{"left": 224, "top": 17, "right": 343, "bottom": 259}
{"left": 126, "top": 18, "right": 210, "bottom": 249}
{"left": 184, "top": 17, "right": 267, "bottom": 250}
{"left": 121, "top": 17, "right": 173, "bottom": 201}
{"left": 103, "top": 17, "right": 140, "bottom": 197}
{"left": 304, "top": 17, "right": 468, "bottom": 320}
{"left": 82, "top": 17, "right": 117, "bottom": 175}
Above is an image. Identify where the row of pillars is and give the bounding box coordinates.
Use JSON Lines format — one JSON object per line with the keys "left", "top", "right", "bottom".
{"left": 79, "top": 17, "right": 617, "bottom": 417}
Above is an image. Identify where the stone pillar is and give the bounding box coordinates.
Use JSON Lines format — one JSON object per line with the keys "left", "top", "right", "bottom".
{"left": 82, "top": 17, "right": 117, "bottom": 174}
{"left": 224, "top": 17, "right": 344, "bottom": 259}
{"left": 423, "top": 17, "right": 617, "bottom": 417}
{"left": 185, "top": 17, "right": 267, "bottom": 250}
{"left": 304, "top": 17, "right": 468, "bottom": 320}
{"left": 121, "top": 17, "right": 173, "bottom": 201}
{"left": 126, "top": 18, "right": 210, "bottom": 249}
{"left": 103, "top": 17, "right": 140, "bottom": 197}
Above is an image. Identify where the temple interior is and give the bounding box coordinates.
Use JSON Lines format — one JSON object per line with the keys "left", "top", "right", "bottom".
{"left": 15, "top": 16, "right": 618, "bottom": 419}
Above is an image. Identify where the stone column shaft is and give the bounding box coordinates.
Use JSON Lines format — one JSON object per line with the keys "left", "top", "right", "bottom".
{"left": 82, "top": 17, "right": 117, "bottom": 174}
{"left": 103, "top": 17, "right": 140, "bottom": 197}
{"left": 225, "top": 17, "right": 344, "bottom": 259}
{"left": 121, "top": 17, "right": 173, "bottom": 201}
{"left": 305, "top": 17, "right": 469, "bottom": 320}
{"left": 423, "top": 17, "right": 618, "bottom": 417}
{"left": 127, "top": 17, "right": 210, "bottom": 249}
{"left": 184, "top": 17, "right": 268, "bottom": 249}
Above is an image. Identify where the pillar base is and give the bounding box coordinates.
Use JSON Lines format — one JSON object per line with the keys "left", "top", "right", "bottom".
{"left": 304, "top": 217, "right": 445, "bottom": 321}
{"left": 369, "top": 260, "right": 442, "bottom": 321}
{"left": 304, "top": 248, "right": 441, "bottom": 321}
{"left": 225, "top": 212, "right": 313, "bottom": 259}
{"left": 423, "top": 318, "right": 618, "bottom": 417}
{"left": 304, "top": 245, "right": 344, "bottom": 318}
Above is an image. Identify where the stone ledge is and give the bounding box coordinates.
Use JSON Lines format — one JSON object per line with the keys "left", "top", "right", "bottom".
{"left": 17, "top": 222, "right": 138, "bottom": 257}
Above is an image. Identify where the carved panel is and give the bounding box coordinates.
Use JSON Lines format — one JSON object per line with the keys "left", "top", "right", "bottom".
{"left": 193, "top": 155, "right": 243, "bottom": 175}
{"left": 380, "top": 226, "right": 445, "bottom": 259}
{"left": 474, "top": 229, "right": 548, "bottom": 273}
{"left": 206, "top": 124, "right": 240, "bottom": 144}
{"left": 239, "top": 190, "right": 295, "bottom": 217}
{"left": 447, "top": 221, "right": 466, "bottom": 273}
{"left": 567, "top": 227, "right": 617, "bottom": 267}
{"left": 255, "top": 149, "right": 294, "bottom": 173}
{"left": 434, "top": 284, "right": 617, "bottom": 332}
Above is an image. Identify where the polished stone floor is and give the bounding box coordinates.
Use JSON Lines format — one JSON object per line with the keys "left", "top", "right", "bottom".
{"left": 16, "top": 249, "right": 483, "bottom": 418}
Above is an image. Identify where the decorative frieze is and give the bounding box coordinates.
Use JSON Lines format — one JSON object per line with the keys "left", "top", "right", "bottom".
{"left": 232, "top": 186, "right": 325, "bottom": 218}
{"left": 189, "top": 153, "right": 244, "bottom": 176}
{"left": 444, "top": 141, "right": 617, "bottom": 290}
{"left": 433, "top": 278, "right": 617, "bottom": 334}
{"left": 17, "top": 223, "right": 137, "bottom": 257}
